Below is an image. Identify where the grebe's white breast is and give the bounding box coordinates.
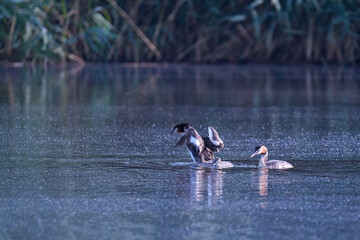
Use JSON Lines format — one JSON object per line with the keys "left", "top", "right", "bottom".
{"left": 266, "top": 160, "right": 293, "bottom": 170}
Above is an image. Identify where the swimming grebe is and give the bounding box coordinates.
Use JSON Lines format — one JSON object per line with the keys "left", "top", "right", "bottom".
{"left": 250, "top": 145, "right": 293, "bottom": 170}
{"left": 170, "top": 123, "right": 224, "bottom": 164}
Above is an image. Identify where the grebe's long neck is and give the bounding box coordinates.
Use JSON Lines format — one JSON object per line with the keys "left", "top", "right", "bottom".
{"left": 258, "top": 152, "right": 268, "bottom": 168}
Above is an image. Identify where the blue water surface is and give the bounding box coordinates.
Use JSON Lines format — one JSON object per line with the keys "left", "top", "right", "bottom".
{"left": 0, "top": 64, "right": 360, "bottom": 239}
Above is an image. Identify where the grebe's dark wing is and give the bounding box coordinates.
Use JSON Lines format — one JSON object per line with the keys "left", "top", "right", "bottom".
{"left": 202, "top": 137, "right": 219, "bottom": 152}
{"left": 175, "top": 128, "right": 204, "bottom": 150}
{"left": 208, "top": 126, "right": 224, "bottom": 149}
{"left": 177, "top": 128, "right": 205, "bottom": 163}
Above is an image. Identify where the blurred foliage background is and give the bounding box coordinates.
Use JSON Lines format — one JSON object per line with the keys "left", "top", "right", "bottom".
{"left": 0, "top": 0, "right": 359, "bottom": 64}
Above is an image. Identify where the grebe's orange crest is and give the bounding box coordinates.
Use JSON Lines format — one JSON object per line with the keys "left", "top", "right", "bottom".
{"left": 251, "top": 145, "right": 268, "bottom": 158}
{"left": 259, "top": 146, "right": 268, "bottom": 154}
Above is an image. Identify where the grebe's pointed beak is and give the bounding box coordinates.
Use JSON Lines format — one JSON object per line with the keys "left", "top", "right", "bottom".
{"left": 169, "top": 127, "right": 177, "bottom": 134}
{"left": 250, "top": 150, "right": 259, "bottom": 158}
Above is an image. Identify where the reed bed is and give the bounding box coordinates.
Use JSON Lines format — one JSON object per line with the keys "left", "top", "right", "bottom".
{"left": 1, "top": 0, "right": 359, "bottom": 64}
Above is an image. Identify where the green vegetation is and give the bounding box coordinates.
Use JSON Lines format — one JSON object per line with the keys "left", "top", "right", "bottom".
{"left": 1, "top": 0, "right": 360, "bottom": 64}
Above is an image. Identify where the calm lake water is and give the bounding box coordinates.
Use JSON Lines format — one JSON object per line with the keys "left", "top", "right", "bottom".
{"left": 0, "top": 64, "right": 360, "bottom": 239}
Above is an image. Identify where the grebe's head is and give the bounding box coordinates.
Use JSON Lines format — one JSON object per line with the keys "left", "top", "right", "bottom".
{"left": 250, "top": 145, "right": 268, "bottom": 158}
{"left": 170, "top": 123, "right": 190, "bottom": 134}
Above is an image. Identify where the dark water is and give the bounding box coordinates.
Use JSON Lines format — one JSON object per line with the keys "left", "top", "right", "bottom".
{"left": 0, "top": 64, "right": 360, "bottom": 239}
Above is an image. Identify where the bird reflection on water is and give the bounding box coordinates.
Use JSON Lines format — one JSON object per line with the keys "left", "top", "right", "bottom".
{"left": 186, "top": 167, "right": 269, "bottom": 208}
{"left": 258, "top": 169, "right": 269, "bottom": 209}
{"left": 189, "top": 167, "right": 225, "bottom": 207}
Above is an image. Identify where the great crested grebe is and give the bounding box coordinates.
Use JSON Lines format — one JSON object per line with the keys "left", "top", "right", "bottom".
{"left": 250, "top": 145, "right": 293, "bottom": 170}
{"left": 170, "top": 123, "right": 224, "bottom": 164}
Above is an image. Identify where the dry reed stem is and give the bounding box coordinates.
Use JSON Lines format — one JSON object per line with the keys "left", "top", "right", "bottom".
{"left": 107, "top": 0, "right": 162, "bottom": 60}
{"left": 67, "top": 53, "right": 86, "bottom": 65}
{"left": 6, "top": 16, "right": 16, "bottom": 56}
